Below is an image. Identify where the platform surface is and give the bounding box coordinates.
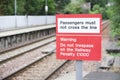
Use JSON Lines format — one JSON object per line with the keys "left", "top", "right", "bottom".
{"left": 84, "top": 71, "right": 120, "bottom": 80}
{"left": 0, "top": 24, "right": 55, "bottom": 37}
{"left": 55, "top": 71, "right": 89, "bottom": 80}
{"left": 55, "top": 71, "right": 120, "bottom": 80}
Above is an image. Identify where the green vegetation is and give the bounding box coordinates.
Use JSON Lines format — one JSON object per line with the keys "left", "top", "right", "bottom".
{"left": 85, "top": 0, "right": 108, "bottom": 9}
{"left": 63, "top": 0, "right": 89, "bottom": 14}
{"left": 0, "top": 0, "right": 56, "bottom": 15}
{"left": 108, "top": 52, "right": 120, "bottom": 57}
{"left": 24, "top": 0, "right": 55, "bottom": 15}
{"left": 90, "top": 4, "right": 108, "bottom": 19}
{"left": 0, "top": 0, "right": 109, "bottom": 16}
{"left": 63, "top": 1, "right": 83, "bottom": 14}
{"left": 110, "top": 0, "right": 120, "bottom": 36}
{"left": 86, "top": 0, "right": 109, "bottom": 19}
{"left": 55, "top": 0, "right": 71, "bottom": 13}
{"left": 0, "top": 0, "right": 15, "bottom": 15}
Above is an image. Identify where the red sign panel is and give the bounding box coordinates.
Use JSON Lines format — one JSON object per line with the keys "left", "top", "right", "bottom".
{"left": 56, "top": 14, "right": 102, "bottom": 60}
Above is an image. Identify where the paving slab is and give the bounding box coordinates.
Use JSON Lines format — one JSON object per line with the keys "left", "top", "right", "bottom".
{"left": 84, "top": 71, "right": 120, "bottom": 80}
{"left": 55, "top": 71, "right": 89, "bottom": 80}
{"left": 55, "top": 71, "right": 120, "bottom": 80}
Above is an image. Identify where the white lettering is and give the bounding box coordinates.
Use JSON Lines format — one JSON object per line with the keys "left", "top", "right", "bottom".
{"left": 75, "top": 48, "right": 91, "bottom": 53}
{"left": 60, "top": 37, "right": 77, "bottom": 42}
{"left": 60, "top": 52, "right": 75, "bottom": 57}
{"left": 77, "top": 53, "right": 89, "bottom": 57}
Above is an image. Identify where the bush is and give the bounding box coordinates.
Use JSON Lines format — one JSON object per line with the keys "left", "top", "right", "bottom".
{"left": 90, "top": 4, "right": 108, "bottom": 19}
{"left": 110, "top": 0, "right": 120, "bottom": 36}
{"left": 63, "top": 3, "right": 83, "bottom": 14}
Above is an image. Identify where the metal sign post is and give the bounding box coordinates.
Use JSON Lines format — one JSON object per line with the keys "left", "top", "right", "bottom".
{"left": 45, "top": 0, "right": 48, "bottom": 24}
{"left": 14, "top": 0, "right": 17, "bottom": 28}
{"left": 76, "top": 60, "right": 82, "bottom": 80}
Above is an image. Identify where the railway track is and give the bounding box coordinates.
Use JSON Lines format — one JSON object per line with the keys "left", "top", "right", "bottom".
{"left": 0, "top": 20, "right": 110, "bottom": 80}
{"left": 4, "top": 51, "right": 68, "bottom": 80}
{"left": 0, "top": 35, "right": 56, "bottom": 80}
{"left": 4, "top": 47, "right": 68, "bottom": 80}
{"left": 0, "top": 35, "right": 55, "bottom": 63}
{"left": 43, "top": 60, "right": 69, "bottom": 80}
{"left": 102, "top": 20, "right": 110, "bottom": 31}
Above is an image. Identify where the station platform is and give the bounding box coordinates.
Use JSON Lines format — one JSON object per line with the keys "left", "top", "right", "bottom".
{"left": 55, "top": 71, "right": 89, "bottom": 80}
{"left": 0, "top": 24, "right": 55, "bottom": 37}
{"left": 55, "top": 71, "right": 120, "bottom": 80}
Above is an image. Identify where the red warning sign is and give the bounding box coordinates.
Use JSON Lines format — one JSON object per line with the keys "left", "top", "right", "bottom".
{"left": 56, "top": 14, "right": 102, "bottom": 60}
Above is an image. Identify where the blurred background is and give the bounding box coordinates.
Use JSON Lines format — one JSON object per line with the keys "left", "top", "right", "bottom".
{"left": 0, "top": 0, "right": 119, "bottom": 37}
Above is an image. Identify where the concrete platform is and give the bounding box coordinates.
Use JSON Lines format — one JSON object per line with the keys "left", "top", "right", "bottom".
{"left": 55, "top": 71, "right": 89, "bottom": 80}
{"left": 55, "top": 71, "right": 120, "bottom": 80}
{"left": 0, "top": 24, "right": 55, "bottom": 37}
{"left": 84, "top": 71, "right": 120, "bottom": 80}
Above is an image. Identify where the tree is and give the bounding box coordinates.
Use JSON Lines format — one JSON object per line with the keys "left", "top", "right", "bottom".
{"left": 64, "top": 3, "right": 82, "bottom": 14}
{"left": 85, "top": 0, "right": 109, "bottom": 19}
{"left": 0, "top": 0, "right": 3, "bottom": 15}
{"left": 0, "top": 0, "right": 14, "bottom": 15}
{"left": 85, "top": 0, "right": 108, "bottom": 9}
{"left": 0, "top": 0, "right": 25, "bottom": 15}
{"left": 25, "top": 0, "right": 44, "bottom": 15}
{"left": 55, "top": 0, "right": 71, "bottom": 13}
{"left": 0, "top": 0, "right": 56, "bottom": 15}
{"left": 106, "top": 5, "right": 113, "bottom": 19}
{"left": 63, "top": 0, "right": 89, "bottom": 14}
{"left": 110, "top": 0, "right": 120, "bottom": 36}
{"left": 40, "top": 0, "right": 56, "bottom": 15}
{"left": 90, "top": 4, "right": 108, "bottom": 19}
{"left": 17, "top": 0, "right": 26, "bottom": 15}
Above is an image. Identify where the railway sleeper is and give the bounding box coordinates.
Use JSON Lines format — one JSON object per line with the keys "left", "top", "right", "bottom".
{"left": 99, "top": 66, "right": 111, "bottom": 70}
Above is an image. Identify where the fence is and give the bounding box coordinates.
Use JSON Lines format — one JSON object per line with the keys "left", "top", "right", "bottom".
{"left": 0, "top": 15, "right": 55, "bottom": 30}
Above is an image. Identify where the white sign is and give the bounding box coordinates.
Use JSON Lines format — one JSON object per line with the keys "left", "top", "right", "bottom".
{"left": 58, "top": 18, "right": 100, "bottom": 33}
